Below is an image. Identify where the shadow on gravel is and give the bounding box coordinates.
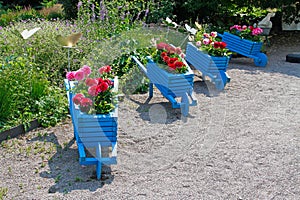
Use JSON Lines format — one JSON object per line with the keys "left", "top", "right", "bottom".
{"left": 30, "top": 132, "right": 114, "bottom": 194}
{"left": 128, "top": 96, "right": 185, "bottom": 123}
{"left": 126, "top": 78, "right": 223, "bottom": 123}
{"left": 227, "top": 54, "right": 300, "bottom": 79}
{"left": 192, "top": 79, "right": 224, "bottom": 97}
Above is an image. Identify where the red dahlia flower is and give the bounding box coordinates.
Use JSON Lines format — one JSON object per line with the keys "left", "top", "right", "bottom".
{"left": 219, "top": 42, "right": 227, "bottom": 49}
{"left": 85, "top": 78, "right": 98, "bottom": 87}
{"left": 72, "top": 93, "right": 84, "bottom": 105}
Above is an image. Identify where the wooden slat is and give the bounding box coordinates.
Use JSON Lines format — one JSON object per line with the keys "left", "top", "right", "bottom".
{"left": 147, "top": 62, "right": 194, "bottom": 97}
{"left": 78, "top": 126, "right": 117, "bottom": 132}
{"left": 186, "top": 42, "right": 229, "bottom": 71}
{"left": 222, "top": 32, "right": 263, "bottom": 55}
{"left": 80, "top": 157, "right": 117, "bottom": 166}
{"left": 185, "top": 42, "right": 230, "bottom": 89}
{"left": 80, "top": 136, "right": 117, "bottom": 143}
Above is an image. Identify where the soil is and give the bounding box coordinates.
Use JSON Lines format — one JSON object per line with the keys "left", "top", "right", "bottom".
{"left": 0, "top": 32, "right": 299, "bottom": 200}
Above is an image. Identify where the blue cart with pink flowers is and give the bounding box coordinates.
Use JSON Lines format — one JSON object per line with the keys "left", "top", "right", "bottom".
{"left": 219, "top": 32, "right": 268, "bottom": 67}
{"left": 64, "top": 77, "right": 118, "bottom": 180}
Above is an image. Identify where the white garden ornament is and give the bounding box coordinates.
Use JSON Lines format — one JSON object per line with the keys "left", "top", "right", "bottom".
{"left": 20, "top": 27, "right": 41, "bottom": 40}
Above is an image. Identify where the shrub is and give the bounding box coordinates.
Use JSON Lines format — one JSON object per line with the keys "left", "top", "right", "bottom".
{"left": 39, "top": 4, "right": 64, "bottom": 20}
{"left": 0, "top": 84, "right": 13, "bottom": 125}
{"left": 1, "top": 0, "right": 41, "bottom": 8}
{"left": 146, "top": 1, "right": 175, "bottom": 24}
{"left": 40, "top": 0, "right": 58, "bottom": 9}
{"left": 61, "top": 0, "right": 78, "bottom": 19}
{"left": 0, "top": 19, "right": 86, "bottom": 85}
{"left": 0, "top": 55, "right": 68, "bottom": 131}
{"left": 0, "top": 6, "right": 43, "bottom": 26}
{"left": 174, "top": 0, "right": 269, "bottom": 29}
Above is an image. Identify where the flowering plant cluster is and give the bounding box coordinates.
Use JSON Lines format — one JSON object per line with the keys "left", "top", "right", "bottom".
{"left": 195, "top": 31, "right": 231, "bottom": 57}
{"left": 66, "top": 65, "right": 117, "bottom": 114}
{"left": 152, "top": 42, "right": 188, "bottom": 74}
{"left": 229, "top": 25, "right": 263, "bottom": 42}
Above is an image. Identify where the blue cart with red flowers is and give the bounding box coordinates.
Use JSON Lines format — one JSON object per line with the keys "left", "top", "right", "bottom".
{"left": 131, "top": 55, "right": 197, "bottom": 117}
{"left": 185, "top": 42, "right": 231, "bottom": 90}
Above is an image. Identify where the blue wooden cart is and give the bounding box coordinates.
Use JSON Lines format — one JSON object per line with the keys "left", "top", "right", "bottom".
{"left": 131, "top": 56, "right": 197, "bottom": 117}
{"left": 219, "top": 32, "right": 268, "bottom": 67}
{"left": 64, "top": 77, "right": 118, "bottom": 180}
{"left": 185, "top": 42, "right": 231, "bottom": 90}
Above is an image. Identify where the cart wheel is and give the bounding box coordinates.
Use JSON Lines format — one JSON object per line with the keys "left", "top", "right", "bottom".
{"left": 254, "top": 53, "right": 268, "bottom": 67}
{"left": 215, "top": 71, "right": 229, "bottom": 90}
{"left": 181, "top": 93, "right": 189, "bottom": 117}
{"left": 215, "top": 81, "right": 224, "bottom": 90}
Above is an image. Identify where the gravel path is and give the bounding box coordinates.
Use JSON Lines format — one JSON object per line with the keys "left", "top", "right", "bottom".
{"left": 0, "top": 32, "right": 299, "bottom": 199}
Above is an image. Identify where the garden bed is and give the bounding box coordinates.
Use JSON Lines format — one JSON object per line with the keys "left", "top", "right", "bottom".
{"left": 0, "top": 119, "right": 40, "bottom": 142}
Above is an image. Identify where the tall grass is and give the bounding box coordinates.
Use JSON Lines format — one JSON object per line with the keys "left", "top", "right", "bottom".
{"left": 0, "top": 85, "right": 13, "bottom": 125}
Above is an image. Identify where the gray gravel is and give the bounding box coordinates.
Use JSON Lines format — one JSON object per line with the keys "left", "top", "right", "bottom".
{"left": 0, "top": 32, "right": 299, "bottom": 200}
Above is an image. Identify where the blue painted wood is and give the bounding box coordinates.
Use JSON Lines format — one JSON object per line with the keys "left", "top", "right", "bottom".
{"left": 96, "top": 143, "right": 102, "bottom": 180}
{"left": 64, "top": 77, "right": 118, "bottom": 180}
{"left": 132, "top": 55, "right": 197, "bottom": 116}
{"left": 149, "top": 82, "right": 153, "bottom": 98}
{"left": 222, "top": 32, "right": 263, "bottom": 55}
{"left": 219, "top": 32, "right": 268, "bottom": 67}
{"left": 185, "top": 42, "right": 230, "bottom": 90}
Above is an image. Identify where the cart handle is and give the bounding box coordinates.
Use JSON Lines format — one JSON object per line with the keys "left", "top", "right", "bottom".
{"left": 131, "top": 55, "right": 148, "bottom": 74}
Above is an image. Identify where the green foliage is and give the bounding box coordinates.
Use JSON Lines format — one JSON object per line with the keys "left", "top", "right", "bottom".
{"left": 0, "top": 2, "right": 7, "bottom": 15}
{"left": 236, "top": 0, "right": 299, "bottom": 25}
{"left": 5, "top": 0, "right": 41, "bottom": 7}
{"left": 174, "top": 0, "right": 270, "bottom": 29}
{"left": 281, "top": 2, "right": 300, "bottom": 24}
{"left": 0, "top": 187, "right": 8, "bottom": 200}
{"left": 119, "top": 63, "right": 149, "bottom": 95}
{"left": 0, "top": 84, "right": 13, "bottom": 124}
{"left": 0, "top": 20, "right": 85, "bottom": 85}
{"left": 39, "top": 4, "right": 64, "bottom": 20}
{"left": 62, "top": 0, "right": 173, "bottom": 24}
{"left": 41, "top": 0, "right": 58, "bottom": 8}
{"left": 0, "top": 6, "right": 43, "bottom": 26}
{"left": 77, "top": 0, "right": 149, "bottom": 39}
{"left": 146, "top": 1, "right": 175, "bottom": 23}
{"left": 35, "top": 87, "right": 68, "bottom": 127}
{"left": 0, "top": 3, "right": 64, "bottom": 26}
{"left": 0, "top": 56, "right": 37, "bottom": 129}
{"left": 112, "top": 49, "right": 151, "bottom": 95}
{"left": 0, "top": 55, "right": 68, "bottom": 131}
{"left": 31, "top": 77, "right": 48, "bottom": 100}
{"left": 61, "top": 0, "right": 78, "bottom": 19}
